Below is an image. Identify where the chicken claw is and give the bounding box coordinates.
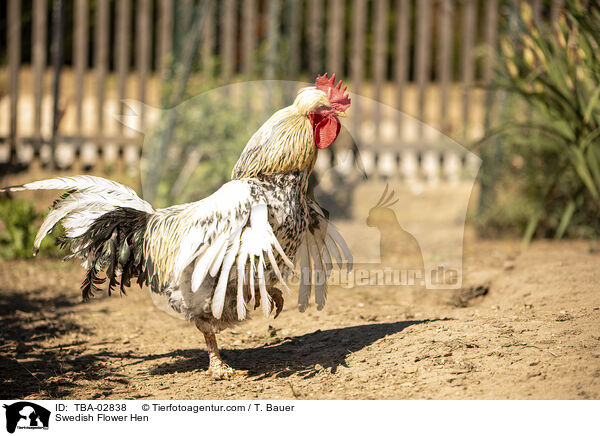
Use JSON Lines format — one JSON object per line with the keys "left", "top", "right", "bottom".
{"left": 253, "top": 287, "right": 284, "bottom": 318}
{"left": 269, "top": 288, "right": 284, "bottom": 319}
{"left": 208, "top": 358, "right": 248, "bottom": 380}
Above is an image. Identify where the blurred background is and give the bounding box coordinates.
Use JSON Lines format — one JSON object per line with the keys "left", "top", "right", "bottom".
{"left": 0, "top": 0, "right": 599, "bottom": 261}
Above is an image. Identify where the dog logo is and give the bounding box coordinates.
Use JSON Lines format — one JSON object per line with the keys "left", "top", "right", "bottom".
{"left": 3, "top": 402, "right": 50, "bottom": 433}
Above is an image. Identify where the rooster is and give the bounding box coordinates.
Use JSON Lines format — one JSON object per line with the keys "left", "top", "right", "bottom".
{"left": 1, "top": 74, "right": 353, "bottom": 379}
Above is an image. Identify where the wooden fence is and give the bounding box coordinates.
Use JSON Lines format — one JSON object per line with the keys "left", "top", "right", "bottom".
{"left": 0, "top": 0, "right": 565, "bottom": 180}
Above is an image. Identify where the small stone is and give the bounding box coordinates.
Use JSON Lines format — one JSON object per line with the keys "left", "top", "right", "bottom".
{"left": 555, "top": 312, "right": 573, "bottom": 322}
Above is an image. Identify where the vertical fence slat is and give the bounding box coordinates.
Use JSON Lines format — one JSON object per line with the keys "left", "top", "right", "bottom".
{"left": 265, "top": 0, "right": 281, "bottom": 80}
{"left": 551, "top": 0, "right": 564, "bottom": 22}
{"left": 33, "top": 0, "right": 47, "bottom": 142}
{"left": 116, "top": 0, "right": 131, "bottom": 133}
{"left": 373, "top": 0, "right": 389, "bottom": 138}
{"left": 308, "top": 0, "right": 323, "bottom": 78}
{"left": 8, "top": 0, "right": 20, "bottom": 164}
{"left": 394, "top": 0, "right": 410, "bottom": 130}
{"left": 95, "top": 0, "right": 109, "bottom": 134}
{"left": 50, "top": 0, "right": 65, "bottom": 163}
{"left": 327, "top": 0, "right": 344, "bottom": 76}
{"left": 351, "top": 0, "right": 366, "bottom": 137}
{"left": 532, "top": 0, "right": 542, "bottom": 23}
{"left": 287, "top": 0, "right": 302, "bottom": 78}
{"left": 437, "top": 0, "right": 453, "bottom": 133}
{"left": 158, "top": 0, "right": 174, "bottom": 80}
{"left": 460, "top": 0, "right": 477, "bottom": 139}
{"left": 264, "top": 0, "right": 281, "bottom": 112}
{"left": 483, "top": 0, "right": 498, "bottom": 129}
{"left": 414, "top": 0, "right": 432, "bottom": 137}
{"left": 136, "top": 0, "right": 152, "bottom": 130}
{"left": 242, "top": 0, "right": 257, "bottom": 77}
{"left": 74, "top": 0, "right": 88, "bottom": 137}
{"left": 221, "top": 0, "right": 236, "bottom": 80}
{"left": 202, "top": 0, "right": 216, "bottom": 77}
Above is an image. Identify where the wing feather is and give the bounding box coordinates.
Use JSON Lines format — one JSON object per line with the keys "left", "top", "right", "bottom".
{"left": 293, "top": 198, "right": 353, "bottom": 311}
{"left": 209, "top": 234, "right": 230, "bottom": 278}
{"left": 257, "top": 254, "right": 271, "bottom": 317}
{"left": 326, "top": 223, "right": 353, "bottom": 273}
{"left": 307, "top": 232, "right": 327, "bottom": 310}
{"left": 236, "top": 250, "right": 248, "bottom": 320}
{"left": 248, "top": 255, "right": 256, "bottom": 304}
{"left": 191, "top": 233, "right": 228, "bottom": 292}
{"left": 297, "top": 240, "right": 312, "bottom": 312}
{"left": 267, "top": 248, "right": 290, "bottom": 294}
{"left": 324, "top": 233, "right": 343, "bottom": 267}
{"left": 212, "top": 228, "right": 242, "bottom": 318}
{"left": 321, "top": 241, "right": 333, "bottom": 277}
{"left": 146, "top": 181, "right": 292, "bottom": 320}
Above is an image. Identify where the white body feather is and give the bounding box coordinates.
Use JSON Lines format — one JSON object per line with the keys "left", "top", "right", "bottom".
{"left": 3, "top": 174, "right": 352, "bottom": 321}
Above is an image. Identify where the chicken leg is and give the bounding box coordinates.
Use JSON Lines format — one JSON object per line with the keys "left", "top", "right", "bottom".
{"left": 202, "top": 332, "right": 247, "bottom": 380}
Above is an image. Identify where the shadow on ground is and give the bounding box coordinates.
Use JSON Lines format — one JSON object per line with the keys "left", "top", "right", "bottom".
{"left": 0, "top": 289, "right": 105, "bottom": 399}
{"left": 0, "top": 282, "right": 446, "bottom": 396}
{"left": 147, "top": 319, "right": 444, "bottom": 379}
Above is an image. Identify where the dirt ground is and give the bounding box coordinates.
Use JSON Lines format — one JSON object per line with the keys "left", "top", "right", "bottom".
{"left": 1, "top": 236, "right": 599, "bottom": 400}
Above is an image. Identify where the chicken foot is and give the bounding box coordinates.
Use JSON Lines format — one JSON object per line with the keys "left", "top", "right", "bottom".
{"left": 202, "top": 332, "right": 248, "bottom": 380}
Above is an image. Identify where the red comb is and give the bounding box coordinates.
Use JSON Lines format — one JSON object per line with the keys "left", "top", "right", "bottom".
{"left": 315, "top": 73, "right": 351, "bottom": 112}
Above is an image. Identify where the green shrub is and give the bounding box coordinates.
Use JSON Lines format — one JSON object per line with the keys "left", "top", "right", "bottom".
{"left": 0, "top": 199, "right": 62, "bottom": 259}
{"left": 478, "top": 0, "right": 600, "bottom": 243}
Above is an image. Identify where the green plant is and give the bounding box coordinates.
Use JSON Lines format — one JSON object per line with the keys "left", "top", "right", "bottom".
{"left": 478, "top": 0, "right": 600, "bottom": 243}
{"left": 0, "top": 198, "right": 62, "bottom": 259}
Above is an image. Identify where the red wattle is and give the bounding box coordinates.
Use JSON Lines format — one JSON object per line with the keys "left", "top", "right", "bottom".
{"left": 310, "top": 113, "right": 340, "bottom": 149}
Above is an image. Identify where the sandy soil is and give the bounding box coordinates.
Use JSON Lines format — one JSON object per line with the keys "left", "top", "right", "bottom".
{"left": 1, "top": 237, "right": 599, "bottom": 400}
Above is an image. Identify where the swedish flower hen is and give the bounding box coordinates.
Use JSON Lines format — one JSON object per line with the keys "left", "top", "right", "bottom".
{"left": 1, "top": 74, "right": 352, "bottom": 379}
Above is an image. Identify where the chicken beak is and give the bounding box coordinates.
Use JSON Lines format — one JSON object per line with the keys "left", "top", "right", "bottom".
{"left": 336, "top": 111, "right": 347, "bottom": 118}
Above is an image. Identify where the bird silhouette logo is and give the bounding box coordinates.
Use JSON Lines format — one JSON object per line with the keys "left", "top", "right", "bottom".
{"left": 367, "top": 184, "right": 425, "bottom": 274}
{"left": 3, "top": 402, "right": 50, "bottom": 433}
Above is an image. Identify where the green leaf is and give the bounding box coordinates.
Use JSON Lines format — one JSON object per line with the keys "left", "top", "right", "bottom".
{"left": 588, "top": 146, "right": 600, "bottom": 188}
{"left": 581, "top": 127, "right": 600, "bottom": 152}
{"left": 568, "top": 148, "right": 599, "bottom": 198}
{"left": 555, "top": 200, "right": 576, "bottom": 239}
{"left": 583, "top": 87, "right": 600, "bottom": 124}
{"left": 476, "top": 121, "right": 572, "bottom": 150}
{"left": 522, "top": 212, "right": 541, "bottom": 248}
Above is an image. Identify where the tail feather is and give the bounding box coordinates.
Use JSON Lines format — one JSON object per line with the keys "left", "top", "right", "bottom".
{"left": 1, "top": 176, "right": 154, "bottom": 300}
{"left": 61, "top": 206, "right": 151, "bottom": 300}
{"left": 1, "top": 176, "right": 153, "bottom": 210}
